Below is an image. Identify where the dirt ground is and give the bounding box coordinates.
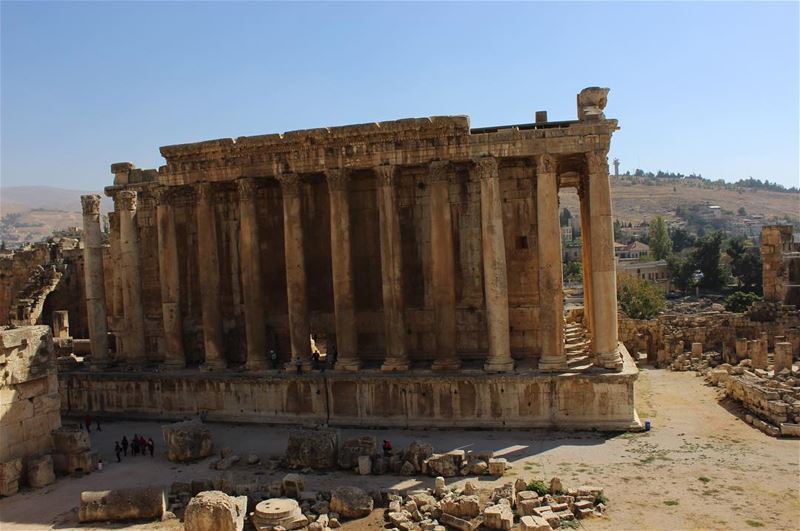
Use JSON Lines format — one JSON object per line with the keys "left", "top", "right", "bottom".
{"left": 0, "top": 368, "right": 798, "bottom": 530}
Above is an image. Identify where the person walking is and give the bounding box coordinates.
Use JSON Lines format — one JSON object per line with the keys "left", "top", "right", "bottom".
{"left": 147, "top": 437, "right": 155, "bottom": 457}
{"left": 131, "top": 435, "right": 140, "bottom": 456}
{"left": 114, "top": 442, "right": 122, "bottom": 463}
{"left": 270, "top": 350, "right": 278, "bottom": 370}
{"left": 382, "top": 439, "right": 392, "bottom": 457}
{"left": 139, "top": 435, "right": 148, "bottom": 457}
{"left": 121, "top": 436, "right": 129, "bottom": 456}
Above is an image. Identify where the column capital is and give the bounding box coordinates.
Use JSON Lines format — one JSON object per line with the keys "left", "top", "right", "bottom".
{"left": 237, "top": 177, "right": 259, "bottom": 198}
{"left": 195, "top": 182, "right": 215, "bottom": 202}
{"left": 276, "top": 172, "right": 301, "bottom": 194}
{"left": 537, "top": 153, "right": 557, "bottom": 175}
{"left": 81, "top": 194, "right": 102, "bottom": 216}
{"left": 151, "top": 185, "right": 176, "bottom": 205}
{"left": 375, "top": 164, "right": 396, "bottom": 187}
{"left": 116, "top": 190, "right": 138, "bottom": 211}
{"left": 471, "top": 156, "right": 498, "bottom": 180}
{"left": 429, "top": 161, "right": 452, "bottom": 182}
{"left": 586, "top": 151, "right": 609, "bottom": 175}
{"left": 326, "top": 168, "right": 351, "bottom": 191}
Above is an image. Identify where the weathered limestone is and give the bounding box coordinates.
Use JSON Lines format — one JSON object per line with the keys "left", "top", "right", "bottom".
{"left": 475, "top": 157, "right": 513, "bottom": 373}
{"left": 80, "top": 195, "right": 109, "bottom": 369}
{"left": 285, "top": 429, "right": 338, "bottom": 470}
{"left": 196, "top": 183, "right": 226, "bottom": 370}
{"left": 376, "top": 164, "right": 409, "bottom": 371}
{"left": 184, "top": 490, "right": 247, "bottom": 531}
{"left": 0, "top": 458, "right": 22, "bottom": 496}
{"left": 238, "top": 178, "right": 268, "bottom": 371}
{"left": 252, "top": 498, "right": 308, "bottom": 530}
{"left": 116, "top": 190, "right": 146, "bottom": 365}
{"left": 326, "top": 169, "right": 359, "bottom": 371}
{"left": 330, "top": 486, "right": 374, "bottom": 519}
{"left": 162, "top": 419, "right": 213, "bottom": 462}
{"left": 52, "top": 310, "right": 70, "bottom": 339}
{"left": 154, "top": 187, "right": 185, "bottom": 369}
{"left": 52, "top": 424, "right": 97, "bottom": 474}
{"left": 79, "top": 486, "right": 166, "bottom": 522}
{"left": 27, "top": 454, "right": 55, "bottom": 488}
{"left": 587, "top": 152, "right": 622, "bottom": 370}
{"left": 537, "top": 155, "right": 566, "bottom": 370}
{"left": 429, "top": 161, "right": 460, "bottom": 371}
{"left": 774, "top": 342, "right": 793, "bottom": 374}
{"left": 278, "top": 173, "right": 312, "bottom": 371}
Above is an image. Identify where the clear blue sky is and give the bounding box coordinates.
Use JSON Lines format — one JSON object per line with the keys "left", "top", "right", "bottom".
{"left": 2, "top": 1, "right": 798, "bottom": 191}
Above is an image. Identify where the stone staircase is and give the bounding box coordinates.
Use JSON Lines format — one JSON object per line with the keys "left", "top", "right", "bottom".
{"left": 564, "top": 320, "right": 594, "bottom": 369}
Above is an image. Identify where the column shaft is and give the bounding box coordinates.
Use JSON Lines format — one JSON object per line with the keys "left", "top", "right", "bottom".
{"left": 579, "top": 184, "right": 594, "bottom": 349}
{"left": 238, "top": 178, "right": 268, "bottom": 370}
{"left": 327, "top": 169, "right": 359, "bottom": 371}
{"left": 107, "top": 211, "right": 124, "bottom": 357}
{"left": 587, "top": 152, "right": 623, "bottom": 370}
{"left": 278, "top": 173, "right": 311, "bottom": 370}
{"left": 537, "top": 155, "right": 567, "bottom": 370}
{"left": 155, "top": 187, "right": 185, "bottom": 369}
{"left": 196, "top": 184, "right": 226, "bottom": 369}
{"left": 117, "top": 190, "right": 146, "bottom": 365}
{"left": 429, "top": 162, "right": 460, "bottom": 370}
{"left": 80, "top": 195, "right": 109, "bottom": 370}
{"left": 475, "top": 157, "right": 514, "bottom": 372}
{"left": 376, "top": 165, "right": 409, "bottom": 371}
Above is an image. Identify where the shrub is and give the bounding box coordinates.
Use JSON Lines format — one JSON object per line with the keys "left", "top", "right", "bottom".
{"left": 617, "top": 274, "right": 666, "bottom": 319}
{"left": 724, "top": 291, "right": 761, "bottom": 313}
{"left": 527, "top": 480, "right": 549, "bottom": 496}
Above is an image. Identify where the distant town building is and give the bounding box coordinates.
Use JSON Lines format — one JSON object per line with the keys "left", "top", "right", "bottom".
{"left": 615, "top": 241, "right": 650, "bottom": 260}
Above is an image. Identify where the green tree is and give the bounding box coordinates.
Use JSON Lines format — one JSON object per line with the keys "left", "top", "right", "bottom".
{"left": 724, "top": 291, "right": 761, "bottom": 313}
{"left": 613, "top": 219, "right": 623, "bottom": 242}
{"left": 667, "top": 254, "right": 694, "bottom": 293}
{"left": 0, "top": 240, "right": 5, "bottom": 251}
{"left": 617, "top": 274, "right": 666, "bottom": 319}
{"left": 692, "top": 232, "right": 726, "bottom": 290}
{"left": 563, "top": 258, "right": 583, "bottom": 283}
{"left": 648, "top": 216, "right": 672, "bottom": 260}
{"left": 670, "top": 227, "right": 695, "bottom": 252}
{"left": 737, "top": 206, "right": 747, "bottom": 216}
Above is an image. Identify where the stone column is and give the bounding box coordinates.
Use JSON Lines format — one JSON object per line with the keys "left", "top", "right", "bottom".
{"left": 52, "top": 310, "right": 70, "bottom": 339}
{"left": 375, "top": 164, "right": 409, "bottom": 372}
{"left": 195, "top": 183, "right": 226, "bottom": 370}
{"left": 107, "top": 211, "right": 123, "bottom": 357}
{"left": 586, "top": 152, "right": 623, "bottom": 371}
{"left": 278, "top": 173, "right": 311, "bottom": 371}
{"left": 578, "top": 182, "right": 594, "bottom": 345}
{"left": 326, "top": 169, "right": 359, "bottom": 371}
{"left": 116, "top": 190, "right": 146, "bottom": 366}
{"left": 238, "top": 178, "right": 268, "bottom": 371}
{"left": 154, "top": 187, "right": 185, "bottom": 369}
{"left": 429, "top": 161, "right": 460, "bottom": 371}
{"left": 537, "top": 155, "right": 567, "bottom": 371}
{"left": 475, "top": 157, "right": 513, "bottom": 373}
{"left": 774, "top": 342, "right": 793, "bottom": 374}
{"left": 80, "top": 195, "right": 109, "bottom": 370}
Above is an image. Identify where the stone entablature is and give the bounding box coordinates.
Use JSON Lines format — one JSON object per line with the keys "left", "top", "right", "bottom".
{"left": 90, "top": 87, "right": 624, "bottom": 378}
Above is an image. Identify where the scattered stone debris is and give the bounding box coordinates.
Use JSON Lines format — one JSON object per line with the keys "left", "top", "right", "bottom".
{"left": 285, "top": 429, "right": 338, "bottom": 470}
{"left": 162, "top": 419, "right": 214, "bottom": 462}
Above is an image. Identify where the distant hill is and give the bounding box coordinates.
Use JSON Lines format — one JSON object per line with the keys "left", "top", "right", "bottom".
{"left": 1, "top": 186, "right": 112, "bottom": 248}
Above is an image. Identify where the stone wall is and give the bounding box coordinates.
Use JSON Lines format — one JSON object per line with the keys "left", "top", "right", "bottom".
{"left": 0, "top": 245, "right": 50, "bottom": 325}
{"left": 0, "top": 325, "right": 61, "bottom": 463}
{"left": 59, "top": 347, "right": 640, "bottom": 431}
{"left": 762, "top": 225, "right": 800, "bottom": 306}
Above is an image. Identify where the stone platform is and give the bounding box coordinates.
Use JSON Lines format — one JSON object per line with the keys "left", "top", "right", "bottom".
{"left": 59, "top": 346, "right": 640, "bottom": 431}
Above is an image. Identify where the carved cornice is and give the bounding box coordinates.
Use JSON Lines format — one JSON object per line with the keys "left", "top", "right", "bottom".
{"left": 429, "top": 161, "right": 451, "bottom": 183}
{"left": 537, "top": 154, "right": 556, "bottom": 175}
{"left": 116, "top": 190, "right": 138, "bottom": 211}
{"left": 276, "top": 173, "right": 301, "bottom": 195}
{"left": 586, "top": 151, "right": 608, "bottom": 175}
{"left": 471, "top": 156, "right": 498, "bottom": 181}
{"left": 375, "top": 164, "right": 396, "bottom": 187}
{"left": 237, "top": 178, "right": 258, "bottom": 198}
{"left": 80, "top": 194, "right": 101, "bottom": 216}
{"left": 326, "top": 168, "right": 351, "bottom": 192}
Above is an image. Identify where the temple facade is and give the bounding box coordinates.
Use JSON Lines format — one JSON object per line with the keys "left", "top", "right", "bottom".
{"left": 68, "top": 87, "right": 639, "bottom": 430}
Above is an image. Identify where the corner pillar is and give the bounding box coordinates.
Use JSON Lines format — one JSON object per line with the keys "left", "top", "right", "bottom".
{"left": 578, "top": 182, "right": 594, "bottom": 347}
{"left": 586, "top": 152, "right": 623, "bottom": 371}
{"left": 537, "top": 155, "right": 567, "bottom": 371}
{"left": 195, "top": 183, "right": 226, "bottom": 370}
{"left": 429, "top": 162, "right": 460, "bottom": 371}
{"left": 278, "top": 173, "right": 312, "bottom": 371}
{"left": 155, "top": 187, "right": 185, "bottom": 369}
{"left": 80, "top": 195, "right": 109, "bottom": 370}
{"left": 326, "top": 169, "right": 359, "bottom": 371}
{"left": 238, "top": 178, "right": 269, "bottom": 371}
{"left": 474, "top": 157, "right": 513, "bottom": 373}
{"left": 376, "top": 164, "right": 409, "bottom": 372}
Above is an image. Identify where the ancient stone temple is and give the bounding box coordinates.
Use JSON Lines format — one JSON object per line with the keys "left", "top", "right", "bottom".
{"left": 63, "top": 87, "right": 640, "bottom": 430}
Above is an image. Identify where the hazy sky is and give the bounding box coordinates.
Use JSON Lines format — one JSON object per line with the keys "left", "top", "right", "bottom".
{"left": 1, "top": 1, "right": 798, "bottom": 191}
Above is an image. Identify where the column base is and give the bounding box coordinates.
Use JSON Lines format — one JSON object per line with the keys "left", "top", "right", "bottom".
{"left": 538, "top": 356, "right": 568, "bottom": 372}
{"left": 335, "top": 359, "right": 362, "bottom": 372}
{"left": 483, "top": 359, "right": 514, "bottom": 373}
{"left": 381, "top": 358, "right": 410, "bottom": 372}
{"left": 598, "top": 350, "right": 623, "bottom": 372}
{"left": 431, "top": 358, "right": 461, "bottom": 371}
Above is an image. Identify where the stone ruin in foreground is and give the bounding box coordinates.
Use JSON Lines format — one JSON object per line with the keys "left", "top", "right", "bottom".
{"left": 60, "top": 86, "right": 640, "bottom": 431}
